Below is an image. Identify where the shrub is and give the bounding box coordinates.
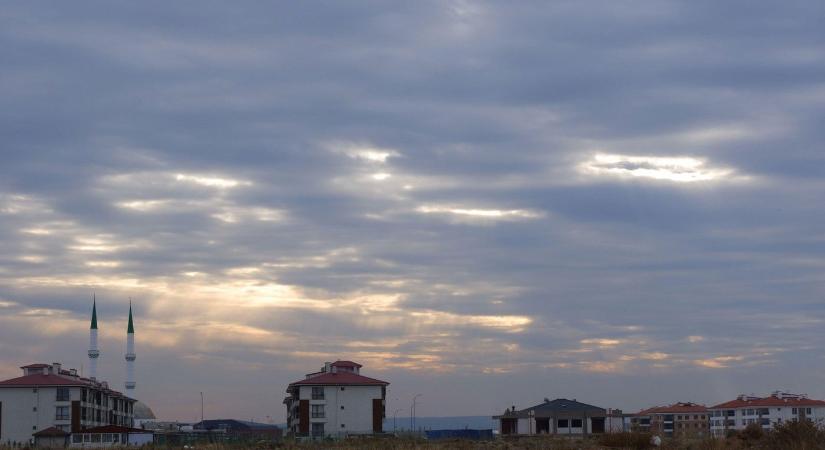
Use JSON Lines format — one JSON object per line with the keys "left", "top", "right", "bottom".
{"left": 598, "top": 432, "right": 654, "bottom": 449}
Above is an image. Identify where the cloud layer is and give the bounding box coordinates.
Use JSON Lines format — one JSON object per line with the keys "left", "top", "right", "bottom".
{"left": 1, "top": 0, "right": 824, "bottom": 420}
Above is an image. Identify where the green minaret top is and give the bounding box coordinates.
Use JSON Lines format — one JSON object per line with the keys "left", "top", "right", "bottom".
{"left": 127, "top": 301, "right": 134, "bottom": 334}
{"left": 91, "top": 296, "right": 98, "bottom": 330}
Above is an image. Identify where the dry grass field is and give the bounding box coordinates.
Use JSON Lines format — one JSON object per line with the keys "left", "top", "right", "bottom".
{"left": 4, "top": 421, "right": 825, "bottom": 449}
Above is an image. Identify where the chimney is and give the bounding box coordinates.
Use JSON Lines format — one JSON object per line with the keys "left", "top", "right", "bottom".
{"left": 324, "top": 362, "right": 331, "bottom": 373}
{"left": 53, "top": 363, "right": 62, "bottom": 374}
{"left": 331, "top": 365, "right": 337, "bottom": 374}
{"left": 70, "top": 368, "right": 78, "bottom": 377}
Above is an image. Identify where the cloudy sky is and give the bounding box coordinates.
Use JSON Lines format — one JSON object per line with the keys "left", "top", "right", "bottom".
{"left": 1, "top": 0, "right": 824, "bottom": 422}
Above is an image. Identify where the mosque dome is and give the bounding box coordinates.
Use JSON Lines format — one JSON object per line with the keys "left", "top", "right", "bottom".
{"left": 133, "top": 401, "right": 157, "bottom": 420}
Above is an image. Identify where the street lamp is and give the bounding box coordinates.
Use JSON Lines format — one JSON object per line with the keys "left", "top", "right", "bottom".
{"left": 411, "top": 394, "right": 422, "bottom": 432}
{"left": 393, "top": 408, "right": 403, "bottom": 432}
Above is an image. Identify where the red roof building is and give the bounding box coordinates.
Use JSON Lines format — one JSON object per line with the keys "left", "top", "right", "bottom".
{"left": 631, "top": 402, "right": 709, "bottom": 438}
{"left": 0, "top": 363, "right": 137, "bottom": 444}
{"left": 708, "top": 392, "right": 825, "bottom": 437}
{"left": 284, "top": 360, "right": 388, "bottom": 439}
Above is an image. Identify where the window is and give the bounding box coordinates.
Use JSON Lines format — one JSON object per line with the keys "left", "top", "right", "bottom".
{"left": 72, "top": 435, "right": 82, "bottom": 444}
{"left": 759, "top": 408, "right": 769, "bottom": 415}
{"left": 806, "top": 408, "right": 812, "bottom": 415}
{"left": 311, "top": 422, "right": 324, "bottom": 437}
{"left": 91, "top": 434, "right": 101, "bottom": 443}
{"left": 341, "top": 424, "right": 345, "bottom": 428}
{"left": 571, "top": 419, "right": 583, "bottom": 428}
{"left": 311, "top": 404, "right": 325, "bottom": 418}
{"left": 340, "top": 405, "right": 345, "bottom": 410}
{"left": 56, "top": 406, "right": 70, "bottom": 420}
{"left": 33, "top": 407, "right": 37, "bottom": 412}
{"left": 311, "top": 386, "right": 324, "bottom": 400}
{"left": 793, "top": 408, "right": 798, "bottom": 414}
{"left": 760, "top": 418, "right": 770, "bottom": 426}
{"left": 341, "top": 387, "right": 346, "bottom": 391}
{"left": 558, "top": 419, "right": 569, "bottom": 428}
{"left": 56, "top": 387, "right": 70, "bottom": 401}
{"left": 33, "top": 388, "right": 38, "bottom": 393}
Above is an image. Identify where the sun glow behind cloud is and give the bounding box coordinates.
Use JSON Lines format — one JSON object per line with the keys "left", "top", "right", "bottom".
{"left": 580, "top": 153, "right": 734, "bottom": 183}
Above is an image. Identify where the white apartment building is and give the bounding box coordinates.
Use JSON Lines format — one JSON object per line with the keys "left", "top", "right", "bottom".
{"left": 284, "top": 360, "right": 388, "bottom": 439}
{"left": 0, "top": 363, "right": 136, "bottom": 445}
{"left": 709, "top": 392, "right": 825, "bottom": 437}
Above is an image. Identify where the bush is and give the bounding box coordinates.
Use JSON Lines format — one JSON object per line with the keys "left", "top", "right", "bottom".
{"left": 598, "top": 432, "right": 654, "bottom": 449}
{"left": 761, "top": 419, "right": 825, "bottom": 450}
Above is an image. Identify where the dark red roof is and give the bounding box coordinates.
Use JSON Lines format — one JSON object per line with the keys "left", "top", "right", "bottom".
{"left": 637, "top": 403, "right": 708, "bottom": 415}
{"left": 0, "top": 374, "right": 88, "bottom": 387}
{"left": 711, "top": 396, "right": 825, "bottom": 409}
{"left": 83, "top": 425, "right": 149, "bottom": 434}
{"left": 0, "top": 374, "right": 132, "bottom": 399}
{"left": 21, "top": 363, "right": 50, "bottom": 369}
{"left": 288, "top": 371, "right": 388, "bottom": 387}
{"left": 33, "top": 427, "right": 69, "bottom": 437}
{"left": 331, "top": 360, "right": 362, "bottom": 368}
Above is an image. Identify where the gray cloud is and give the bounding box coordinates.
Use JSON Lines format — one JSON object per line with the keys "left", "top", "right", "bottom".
{"left": 1, "top": 0, "right": 824, "bottom": 420}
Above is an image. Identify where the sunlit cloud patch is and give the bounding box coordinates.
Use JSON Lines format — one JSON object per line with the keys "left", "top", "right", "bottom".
{"left": 416, "top": 205, "right": 543, "bottom": 221}
{"left": 580, "top": 153, "right": 734, "bottom": 183}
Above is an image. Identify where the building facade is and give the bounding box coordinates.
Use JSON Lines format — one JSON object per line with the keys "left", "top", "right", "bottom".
{"left": 284, "top": 361, "right": 388, "bottom": 438}
{"left": 493, "top": 398, "right": 622, "bottom": 436}
{"left": 709, "top": 392, "right": 825, "bottom": 437}
{"left": 631, "top": 402, "right": 709, "bottom": 438}
{"left": 0, "top": 363, "right": 136, "bottom": 445}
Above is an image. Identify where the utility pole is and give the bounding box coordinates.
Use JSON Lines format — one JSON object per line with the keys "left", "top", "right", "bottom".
{"left": 412, "top": 394, "right": 422, "bottom": 432}
{"left": 200, "top": 392, "right": 204, "bottom": 423}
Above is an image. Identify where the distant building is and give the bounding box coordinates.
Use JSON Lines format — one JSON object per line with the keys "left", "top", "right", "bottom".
{"left": 0, "top": 363, "right": 136, "bottom": 445}
{"left": 193, "top": 419, "right": 281, "bottom": 442}
{"left": 493, "top": 398, "right": 622, "bottom": 436}
{"left": 284, "top": 360, "right": 389, "bottom": 438}
{"left": 631, "top": 402, "right": 709, "bottom": 438}
{"left": 709, "top": 392, "right": 825, "bottom": 437}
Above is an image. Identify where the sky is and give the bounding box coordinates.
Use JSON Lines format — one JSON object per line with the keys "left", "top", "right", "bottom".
{"left": 1, "top": 0, "right": 824, "bottom": 423}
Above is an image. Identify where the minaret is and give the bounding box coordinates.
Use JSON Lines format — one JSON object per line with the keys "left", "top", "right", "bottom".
{"left": 125, "top": 301, "right": 136, "bottom": 392}
{"left": 88, "top": 296, "right": 100, "bottom": 380}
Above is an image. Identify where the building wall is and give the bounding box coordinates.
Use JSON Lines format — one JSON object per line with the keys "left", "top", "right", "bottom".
{"left": 296, "top": 385, "right": 384, "bottom": 437}
{"left": 0, "top": 386, "right": 73, "bottom": 443}
{"left": 0, "top": 386, "right": 135, "bottom": 444}
{"left": 709, "top": 406, "right": 825, "bottom": 436}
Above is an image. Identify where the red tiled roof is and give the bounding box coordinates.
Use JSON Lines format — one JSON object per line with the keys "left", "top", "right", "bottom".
{"left": 0, "top": 374, "right": 132, "bottom": 398}
{"left": 331, "top": 360, "right": 362, "bottom": 368}
{"left": 637, "top": 403, "right": 708, "bottom": 415}
{"left": 34, "top": 427, "right": 70, "bottom": 437}
{"left": 288, "top": 371, "right": 388, "bottom": 387}
{"left": 711, "top": 396, "right": 825, "bottom": 409}
{"left": 0, "top": 374, "right": 89, "bottom": 387}
{"left": 83, "top": 425, "right": 149, "bottom": 434}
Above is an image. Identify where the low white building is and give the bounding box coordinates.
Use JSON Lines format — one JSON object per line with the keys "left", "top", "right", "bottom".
{"left": 0, "top": 363, "right": 136, "bottom": 445}
{"left": 709, "top": 392, "right": 825, "bottom": 437}
{"left": 69, "top": 425, "right": 153, "bottom": 447}
{"left": 493, "top": 398, "right": 624, "bottom": 436}
{"left": 284, "top": 360, "right": 388, "bottom": 439}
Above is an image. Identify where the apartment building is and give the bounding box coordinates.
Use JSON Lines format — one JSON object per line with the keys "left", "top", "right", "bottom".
{"left": 284, "top": 361, "right": 388, "bottom": 438}
{"left": 0, "top": 363, "right": 136, "bottom": 444}
{"left": 631, "top": 402, "right": 709, "bottom": 438}
{"left": 709, "top": 392, "right": 825, "bottom": 437}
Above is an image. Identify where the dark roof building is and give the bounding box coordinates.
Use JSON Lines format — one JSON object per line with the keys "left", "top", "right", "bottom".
{"left": 493, "top": 398, "right": 611, "bottom": 436}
